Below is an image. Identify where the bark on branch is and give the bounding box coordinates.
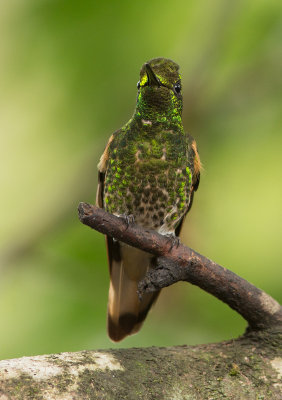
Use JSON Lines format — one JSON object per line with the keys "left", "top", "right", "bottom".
{"left": 0, "top": 333, "right": 281, "bottom": 399}
{"left": 78, "top": 202, "right": 282, "bottom": 332}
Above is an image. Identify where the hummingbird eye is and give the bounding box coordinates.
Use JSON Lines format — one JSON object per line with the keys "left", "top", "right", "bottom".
{"left": 174, "top": 82, "right": 181, "bottom": 94}
{"left": 137, "top": 81, "right": 141, "bottom": 90}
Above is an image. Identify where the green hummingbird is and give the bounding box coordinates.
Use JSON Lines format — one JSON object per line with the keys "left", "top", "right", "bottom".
{"left": 96, "top": 58, "right": 201, "bottom": 341}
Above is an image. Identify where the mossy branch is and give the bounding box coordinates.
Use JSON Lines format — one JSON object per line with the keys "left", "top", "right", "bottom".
{"left": 78, "top": 202, "right": 282, "bottom": 332}
{"left": 0, "top": 335, "right": 281, "bottom": 399}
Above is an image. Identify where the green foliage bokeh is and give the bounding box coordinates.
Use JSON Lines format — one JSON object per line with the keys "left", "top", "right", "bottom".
{"left": 0, "top": 0, "right": 281, "bottom": 359}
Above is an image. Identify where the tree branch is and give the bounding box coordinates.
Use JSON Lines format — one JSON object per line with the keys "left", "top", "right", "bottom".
{"left": 0, "top": 335, "right": 281, "bottom": 399}
{"left": 78, "top": 202, "right": 282, "bottom": 332}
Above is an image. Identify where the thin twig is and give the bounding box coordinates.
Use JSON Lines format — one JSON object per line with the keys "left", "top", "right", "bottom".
{"left": 78, "top": 202, "right": 282, "bottom": 331}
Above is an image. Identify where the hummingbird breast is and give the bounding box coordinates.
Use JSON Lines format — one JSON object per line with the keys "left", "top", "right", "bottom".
{"left": 104, "top": 124, "right": 192, "bottom": 234}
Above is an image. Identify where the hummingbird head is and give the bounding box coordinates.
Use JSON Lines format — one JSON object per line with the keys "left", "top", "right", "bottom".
{"left": 136, "top": 58, "right": 183, "bottom": 119}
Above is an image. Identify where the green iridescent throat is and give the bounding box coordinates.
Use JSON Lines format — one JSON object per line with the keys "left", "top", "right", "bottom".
{"left": 135, "top": 85, "right": 183, "bottom": 127}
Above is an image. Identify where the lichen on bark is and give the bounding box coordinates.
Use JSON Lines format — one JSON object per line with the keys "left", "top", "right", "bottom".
{"left": 0, "top": 330, "right": 281, "bottom": 399}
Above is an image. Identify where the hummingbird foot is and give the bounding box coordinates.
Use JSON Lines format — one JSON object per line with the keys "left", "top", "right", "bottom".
{"left": 119, "top": 213, "right": 135, "bottom": 230}
{"left": 165, "top": 233, "right": 180, "bottom": 251}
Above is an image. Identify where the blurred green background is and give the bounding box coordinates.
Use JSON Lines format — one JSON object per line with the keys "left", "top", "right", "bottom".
{"left": 0, "top": 0, "right": 281, "bottom": 360}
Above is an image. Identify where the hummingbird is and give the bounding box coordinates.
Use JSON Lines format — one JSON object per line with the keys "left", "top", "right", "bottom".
{"left": 96, "top": 58, "right": 201, "bottom": 341}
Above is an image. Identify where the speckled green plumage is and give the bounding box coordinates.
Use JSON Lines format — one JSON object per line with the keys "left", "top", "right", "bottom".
{"left": 104, "top": 119, "right": 194, "bottom": 232}
{"left": 97, "top": 58, "right": 200, "bottom": 341}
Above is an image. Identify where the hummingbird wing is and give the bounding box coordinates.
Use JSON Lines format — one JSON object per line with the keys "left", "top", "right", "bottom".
{"left": 175, "top": 137, "right": 201, "bottom": 237}
{"left": 96, "top": 145, "right": 160, "bottom": 342}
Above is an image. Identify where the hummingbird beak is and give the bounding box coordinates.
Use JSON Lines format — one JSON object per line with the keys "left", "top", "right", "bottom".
{"left": 145, "top": 63, "right": 161, "bottom": 86}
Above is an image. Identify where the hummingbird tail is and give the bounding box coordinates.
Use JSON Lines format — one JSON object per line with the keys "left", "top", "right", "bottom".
{"left": 107, "top": 243, "right": 160, "bottom": 342}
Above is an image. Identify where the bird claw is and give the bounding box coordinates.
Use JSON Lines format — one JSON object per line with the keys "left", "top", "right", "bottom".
{"left": 119, "top": 214, "right": 135, "bottom": 229}
{"left": 165, "top": 233, "right": 180, "bottom": 251}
